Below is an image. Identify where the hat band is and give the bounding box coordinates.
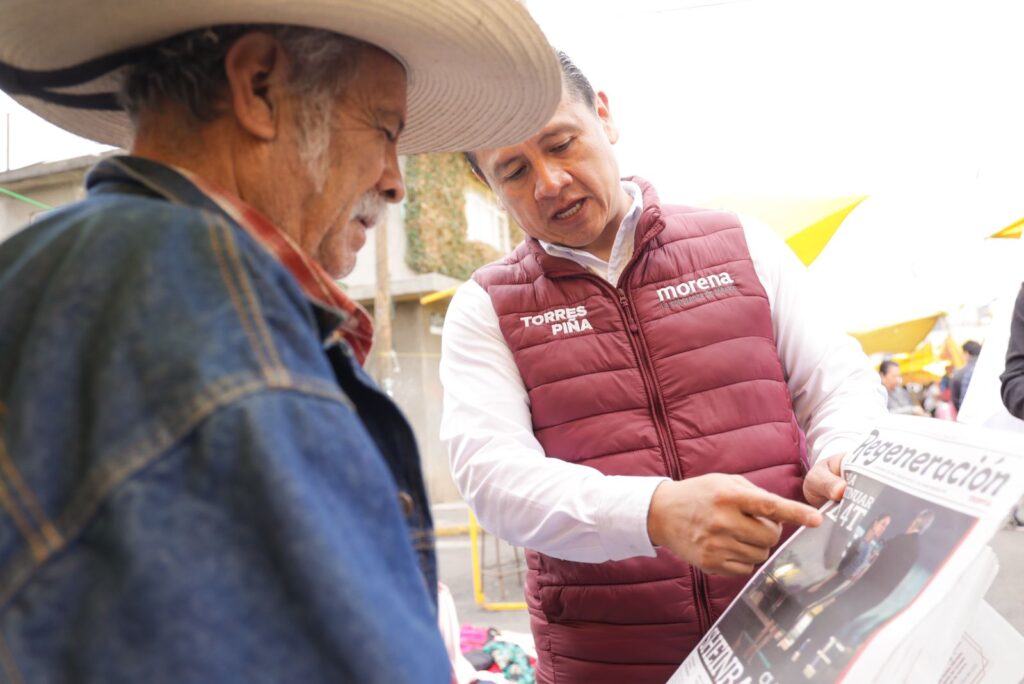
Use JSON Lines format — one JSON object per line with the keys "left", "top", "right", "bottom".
{"left": 0, "top": 45, "right": 152, "bottom": 111}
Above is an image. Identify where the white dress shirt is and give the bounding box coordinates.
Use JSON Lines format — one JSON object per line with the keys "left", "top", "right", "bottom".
{"left": 439, "top": 181, "right": 886, "bottom": 563}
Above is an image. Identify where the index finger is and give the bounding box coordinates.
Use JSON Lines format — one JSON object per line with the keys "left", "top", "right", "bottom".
{"left": 739, "top": 489, "right": 822, "bottom": 528}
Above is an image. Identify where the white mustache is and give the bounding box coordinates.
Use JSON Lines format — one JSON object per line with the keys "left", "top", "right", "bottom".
{"left": 350, "top": 193, "right": 386, "bottom": 225}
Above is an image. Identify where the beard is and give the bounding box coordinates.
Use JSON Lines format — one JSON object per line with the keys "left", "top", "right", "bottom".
{"left": 319, "top": 191, "right": 386, "bottom": 279}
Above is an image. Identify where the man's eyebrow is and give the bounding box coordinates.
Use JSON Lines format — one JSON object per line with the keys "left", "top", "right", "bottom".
{"left": 494, "top": 154, "right": 525, "bottom": 177}
{"left": 377, "top": 109, "right": 406, "bottom": 134}
{"left": 537, "top": 124, "right": 575, "bottom": 143}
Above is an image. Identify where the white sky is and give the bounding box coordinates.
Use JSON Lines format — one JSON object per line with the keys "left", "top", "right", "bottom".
{"left": 2, "top": 0, "right": 1022, "bottom": 331}
{"left": 530, "top": 0, "right": 1024, "bottom": 332}
{"left": 3, "top": 0, "right": 1022, "bottom": 194}
{"left": 528, "top": 0, "right": 1024, "bottom": 199}
{"left": 0, "top": 92, "right": 112, "bottom": 170}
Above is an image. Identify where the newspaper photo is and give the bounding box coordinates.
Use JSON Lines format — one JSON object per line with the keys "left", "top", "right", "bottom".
{"left": 671, "top": 415, "right": 1024, "bottom": 684}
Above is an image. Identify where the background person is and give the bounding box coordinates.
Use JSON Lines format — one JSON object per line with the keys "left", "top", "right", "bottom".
{"left": 1000, "top": 284, "right": 1024, "bottom": 420}
{"left": 880, "top": 360, "right": 926, "bottom": 416}
{"left": 940, "top": 364, "right": 956, "bottom": 402}
{"left": 951, "top": 340, "right": 982, "bottom": 411}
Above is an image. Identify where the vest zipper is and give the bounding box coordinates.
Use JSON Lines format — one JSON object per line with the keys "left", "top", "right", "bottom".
{"left": 690, "top": 566, "right": 711, "bottom": 634}
{"left": 609, "top": 286, "right": 680, "bottom": 480}
{"left": 558, "top": 252, "right": 715, "bottom": 635}
{"left": 610, "top": 285, "right": 715, "bottom": 632}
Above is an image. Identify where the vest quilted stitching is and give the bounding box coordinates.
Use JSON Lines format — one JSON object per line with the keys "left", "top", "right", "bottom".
{"left": 473, "top": 178, "right": 808, "bottom": 684}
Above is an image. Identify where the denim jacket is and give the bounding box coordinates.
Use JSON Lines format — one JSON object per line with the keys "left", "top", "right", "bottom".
{"left": 0, "top": 157, "right": 450, "bottom": 682}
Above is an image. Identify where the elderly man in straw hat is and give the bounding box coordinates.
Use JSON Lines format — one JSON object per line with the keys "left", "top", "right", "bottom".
{"left": 0, "top": 1, "right": 560, "bottom": 681}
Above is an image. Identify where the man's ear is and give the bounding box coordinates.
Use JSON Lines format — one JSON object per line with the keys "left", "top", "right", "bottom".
{"left": 595, "top": 91, "right": 620, "bottom": 145}
{"left": 465, "top": 153, "right": 493, "bottom": 189}
{"left": 471, "top": 168, "right": 502, "bottom": 208}
{"left": 223, "top": 32, "right": 290, "bottom": 141}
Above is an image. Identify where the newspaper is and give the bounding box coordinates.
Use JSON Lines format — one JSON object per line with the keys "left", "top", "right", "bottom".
{"left": 670, "top": 415, "right": 1024, "bottom": 684}
{"left": 939, "top": 600, "right": 1024, "bottom": 684}
{"left": 876, "top": 546, "right": 998, "bottom": 683}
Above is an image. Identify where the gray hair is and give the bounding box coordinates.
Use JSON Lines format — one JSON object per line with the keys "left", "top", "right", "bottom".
{"left": 119, "top": 25, "right": 367, "bottom": 188}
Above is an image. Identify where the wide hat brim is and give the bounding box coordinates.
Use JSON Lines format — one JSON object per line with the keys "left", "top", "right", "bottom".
{"left": 0, "top": 0, "right": 562, "bottom": 155}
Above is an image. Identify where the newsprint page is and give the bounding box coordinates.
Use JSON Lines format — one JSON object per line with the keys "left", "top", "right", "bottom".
{"left": 670, "top": 415, "right": 1024, "bottom": 684}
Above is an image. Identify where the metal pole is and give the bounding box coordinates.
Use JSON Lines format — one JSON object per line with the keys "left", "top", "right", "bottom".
{"left": 373, "top": 212, "right": 394, "bottom": 395}
{"left": 5, "top": 112, "right": 9, "bottom": 172}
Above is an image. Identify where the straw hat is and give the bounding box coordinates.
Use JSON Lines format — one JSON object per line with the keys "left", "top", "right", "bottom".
{"left": 0, "top": 0, "right": 561, "bottom": 154}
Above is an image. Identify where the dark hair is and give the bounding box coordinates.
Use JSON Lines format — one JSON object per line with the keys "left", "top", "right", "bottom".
{"left": 463, "top": 50, "right": 595, "bottom": 178}
{"left": 962, "top": 340, "right": 981, "bottom": 357}
{"left": 558, "top": 51, "right": 595, "bottom": 109}
{"left": 119, "top": 25, "right": 364, "bottom": 124}
{"left": 879, "top": 360, "right": 900, "bottom": 376}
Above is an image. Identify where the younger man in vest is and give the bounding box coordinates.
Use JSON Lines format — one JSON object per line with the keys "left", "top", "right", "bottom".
{"left": 440, "top": 53, "right": 886, "bottom": 683}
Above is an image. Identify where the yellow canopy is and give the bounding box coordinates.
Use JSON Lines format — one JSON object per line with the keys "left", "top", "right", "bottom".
{"left": 850, "top": 313, "right": 943, "bottom": 356}
{"left": 703, "top": 195, "right": 867, "bottom": 266}
{"left": 893, "top": 343, "right": 943, "bottom": 384}
{"left": 938, "top": 333, "right": 967, "bottom": 369}
{"left": 991, "top": 217, "right": 1023, "bottom": 239}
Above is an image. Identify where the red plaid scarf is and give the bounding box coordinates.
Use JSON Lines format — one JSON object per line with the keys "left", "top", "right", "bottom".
{"left": 182, "top": 170, "right": 375, "bottom": 364}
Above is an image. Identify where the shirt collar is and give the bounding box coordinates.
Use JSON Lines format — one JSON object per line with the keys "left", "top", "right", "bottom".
{"left": 538, "top": 180, "right": 644, "bottom": 283}
{"left": 92, "top": 156, "right": 374, "bottom": 364}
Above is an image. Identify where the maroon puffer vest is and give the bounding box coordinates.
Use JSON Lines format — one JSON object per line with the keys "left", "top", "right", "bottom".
{"left": 472, "top": 179, "right": 808, "bottom": 684}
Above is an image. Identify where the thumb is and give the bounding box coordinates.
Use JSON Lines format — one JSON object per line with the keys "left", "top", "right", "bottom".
{"left": 819, "top": 464, "right": 847, "bottom": 501}
{"left": 804, "top": 463, "right": 846, "bottom": 507}
{"left": 829, "top": 475, "right": 847, "bottom": 500}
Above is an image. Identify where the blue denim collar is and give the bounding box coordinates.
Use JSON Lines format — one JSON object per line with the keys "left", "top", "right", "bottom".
{"left": 87, "top": 155, "right": 224, "bottom": 215}
{"left": 86, "top": 155, "right": 346, "bottom": 342}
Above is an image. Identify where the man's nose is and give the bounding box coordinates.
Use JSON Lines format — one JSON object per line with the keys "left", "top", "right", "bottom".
{"left": 378, "top": 147, "right": 405, "bottom": 203}
{"left": 534, "top": 160, "right": 569, "bottom": 200}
